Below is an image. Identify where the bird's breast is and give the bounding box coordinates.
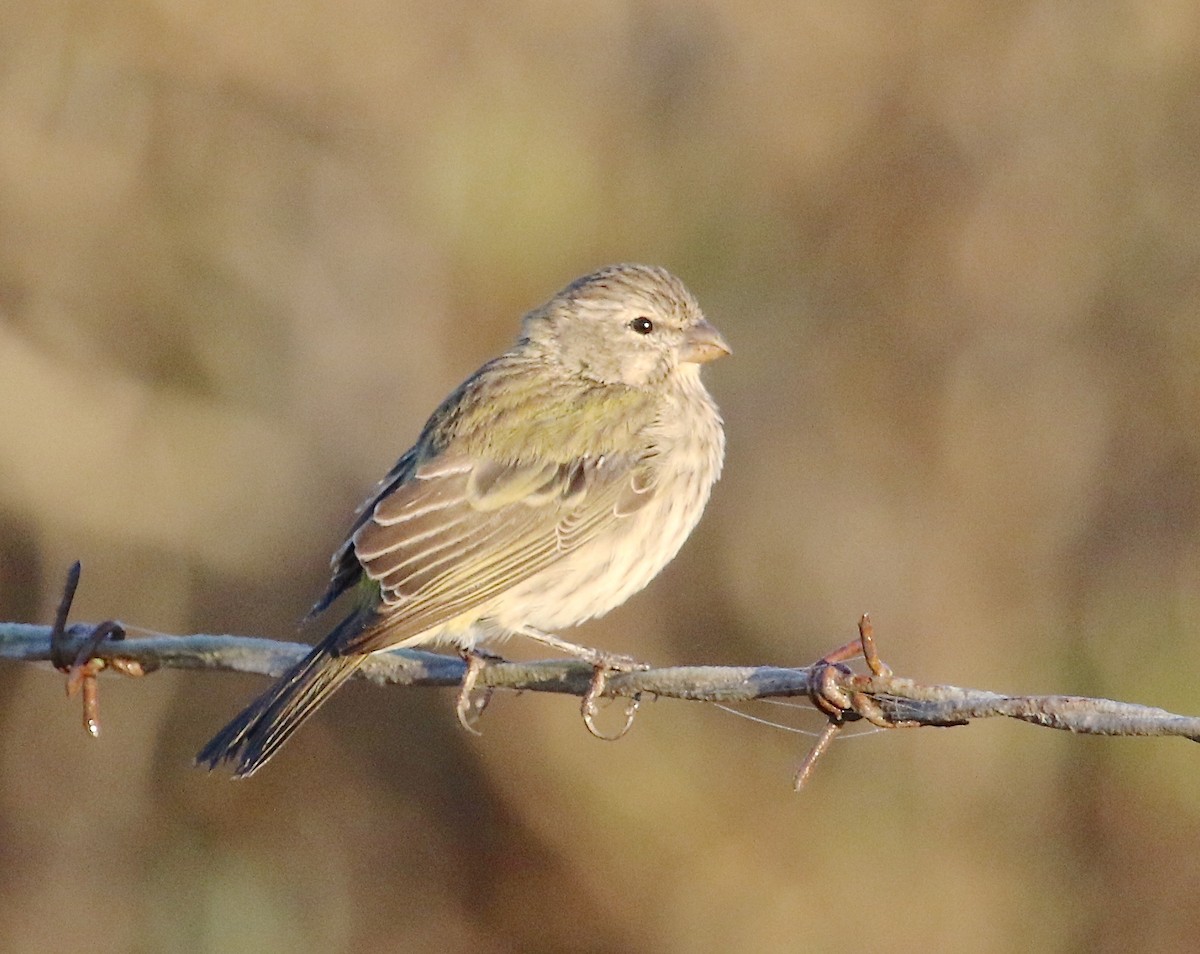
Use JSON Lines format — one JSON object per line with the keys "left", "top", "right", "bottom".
{"left": 488, "top": 379, "right": 725, "bottom": 632}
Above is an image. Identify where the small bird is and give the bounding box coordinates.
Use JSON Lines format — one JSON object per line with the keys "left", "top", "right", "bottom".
{"left": 196, "top": 263, "right": 729, "bottom": 777}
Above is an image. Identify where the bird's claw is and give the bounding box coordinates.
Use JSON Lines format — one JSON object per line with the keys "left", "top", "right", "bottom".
{"left": 455, "top": 648, "right": 503, "bottom": 734}
{"left": 580, "top": 653, "right": 646, "bottom": 741}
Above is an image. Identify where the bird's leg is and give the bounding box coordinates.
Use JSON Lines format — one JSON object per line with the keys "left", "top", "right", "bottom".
{"left": 512, "top": 625, "right": 639, "bottom": 670}
{"left": 455, "top": 647, "right": 503, "bottom": 735}
{"left": 514, "top": 626, "right": 645, "bottom": 741}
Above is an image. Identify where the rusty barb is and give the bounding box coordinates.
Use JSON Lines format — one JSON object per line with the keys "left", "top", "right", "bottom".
{"left": 49, "top": 562, "right": 144, "bottom": 738}
{"left": 794, "top": 614, "right": 927, "bottom": 791}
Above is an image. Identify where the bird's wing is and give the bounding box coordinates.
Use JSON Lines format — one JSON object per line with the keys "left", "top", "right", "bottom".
{"left": 306, "top": 448, "right": 420, "bottom": 619}
{"left": 339, "top": 449, "right": 656, "bottom": 653}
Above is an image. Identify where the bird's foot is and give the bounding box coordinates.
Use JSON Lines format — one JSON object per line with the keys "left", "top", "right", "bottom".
{"left": 509, "top": 626, "right": 646, "bottom": 741}
{"left": 455, "top": 647, "right": 504, "bottom": 735}
{"left": 580, "top": 651, "right": 648, "bottom": 742}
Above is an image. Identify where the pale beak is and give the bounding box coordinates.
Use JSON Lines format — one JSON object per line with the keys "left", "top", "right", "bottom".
{"left": 680, "top": 318, "right": 732, "bottom": 364}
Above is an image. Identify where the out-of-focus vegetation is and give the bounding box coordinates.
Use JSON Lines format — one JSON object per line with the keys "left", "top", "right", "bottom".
{"left": 2, "top": 3, "right": 1199, "bottom": 952}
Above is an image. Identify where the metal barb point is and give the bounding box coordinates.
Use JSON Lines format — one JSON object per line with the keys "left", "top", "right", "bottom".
{"left": 794, "top": 615, "right": 915, "bottom": 790}
{"left": 793, "top": 720, "right": 843, "bottom": 792}
{"left": 49, "top": 563, "right": 131, "bottom": 739}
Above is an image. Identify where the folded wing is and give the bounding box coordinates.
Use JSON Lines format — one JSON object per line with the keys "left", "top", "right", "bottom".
{"left": 340, "top": 450, "right": 655, "bottom": 653}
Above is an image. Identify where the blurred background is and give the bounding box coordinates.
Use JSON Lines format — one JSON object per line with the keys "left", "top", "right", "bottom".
{"left": 2, "top": 1, "right": 1199, "bottom": 951}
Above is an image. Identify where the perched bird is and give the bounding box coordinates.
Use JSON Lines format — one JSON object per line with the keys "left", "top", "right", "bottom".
{"left": 196, "top": 263, "right": 729, "bottom": 777}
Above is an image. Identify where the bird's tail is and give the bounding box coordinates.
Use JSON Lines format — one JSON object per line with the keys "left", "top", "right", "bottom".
{"left": 195, "top": 610, "right": 371, "bottom": 778}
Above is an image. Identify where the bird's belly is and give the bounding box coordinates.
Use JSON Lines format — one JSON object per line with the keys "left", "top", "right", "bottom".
{"left": 490, "top": 460, "right": 715, "bottom": 632}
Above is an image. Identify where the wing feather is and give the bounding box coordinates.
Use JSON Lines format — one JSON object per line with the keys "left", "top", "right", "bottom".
{"left": 342, "top": 451, "right": 652, "bottom": 653}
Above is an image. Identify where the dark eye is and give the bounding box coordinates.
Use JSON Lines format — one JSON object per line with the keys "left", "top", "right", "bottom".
{"left": 629, "top": 316, "right": 654, "bottom": 335}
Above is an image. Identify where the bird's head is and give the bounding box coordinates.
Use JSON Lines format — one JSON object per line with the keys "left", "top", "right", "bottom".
{"left": 521, "top": 263, "right": 730, "bottom": 390}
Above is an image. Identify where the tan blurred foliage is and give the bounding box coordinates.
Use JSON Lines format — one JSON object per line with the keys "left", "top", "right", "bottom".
{"left": 2, "top": 2, "right": 1200, "bottom": 952}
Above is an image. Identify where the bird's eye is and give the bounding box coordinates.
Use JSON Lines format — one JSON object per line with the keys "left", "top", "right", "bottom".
{"left": 629, "top": 316, "right": 654, "bottom": 335}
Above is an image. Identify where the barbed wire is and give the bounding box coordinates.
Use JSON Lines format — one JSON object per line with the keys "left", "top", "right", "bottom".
{"left": 3, "top": 563, "right": 1197, "bottom": 789}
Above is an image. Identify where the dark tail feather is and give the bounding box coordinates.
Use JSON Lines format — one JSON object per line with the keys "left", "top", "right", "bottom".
{"left": 196, "top": 611, "right": 370, "bottom": 778}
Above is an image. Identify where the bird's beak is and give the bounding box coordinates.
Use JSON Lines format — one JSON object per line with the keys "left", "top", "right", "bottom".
{"left": 680, "top": 319, "right": 732, "bottom": 364}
